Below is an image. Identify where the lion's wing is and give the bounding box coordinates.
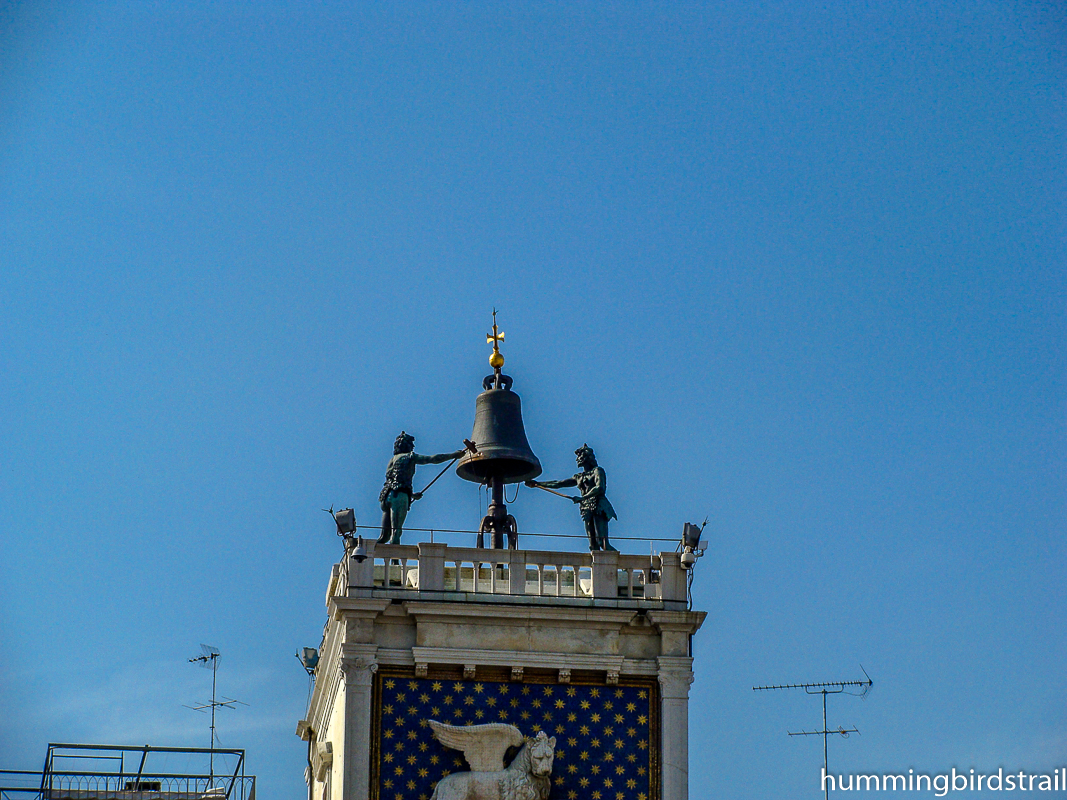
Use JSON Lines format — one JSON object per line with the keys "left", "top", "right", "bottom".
{"left": 427, "top": 720, "right": 524, "bottom": 772}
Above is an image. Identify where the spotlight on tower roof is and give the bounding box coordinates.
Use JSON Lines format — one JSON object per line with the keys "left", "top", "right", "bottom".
{"left": 682, "top": 521, "right": 705, "bottom": 550}
{"left": 297, "top": 647, "right": 319, "bottom": 675}
{"left": 324, "top": 506, "right": 357, "bottom": 537}
{"left": 680, "top": 520, "right": 709, "bottom": 570}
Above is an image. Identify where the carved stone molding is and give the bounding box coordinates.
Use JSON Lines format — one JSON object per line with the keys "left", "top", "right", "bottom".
{"left": 312, "top": 741, "right": 333, "bottom": 783}
{"left": 606, "top": 670, "right": 620, "bottom": 685}
{"left": 464, "top": 664, "right": 477, "bottom": 680}
{"left": 557, "top": 668, "right": 571, "bottom": 684}
{"left": 656, "top": 667, "right": 695, "bottom": 699}
{"left": 340, "top": 644, "right": 379, "bottom": 688}
{"left": 511, "top": 666, "right": 524, "bottom": 682}
{"left": 410, "top": 646, "right": 627, "bottom": 675}
{"left": 340, "top": 656, "right": 378, "bottom": 673}
{"left": 415, "top": 663, "right": 429, "bottom": 678}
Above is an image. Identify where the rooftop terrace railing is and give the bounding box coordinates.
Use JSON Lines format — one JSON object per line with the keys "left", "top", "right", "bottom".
{"left": 332, "top": 540, "right": 688, "bottom": 606}
{"left": 0, "top": 745, "right": 256, "bottom": 800}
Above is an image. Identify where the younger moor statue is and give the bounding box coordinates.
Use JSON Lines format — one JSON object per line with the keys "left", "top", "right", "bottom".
{"left": 379, "top": 431, "right": 466, "bottom": 545}
{"left": 526, "top": 444, "right": 618, "bottom": 551}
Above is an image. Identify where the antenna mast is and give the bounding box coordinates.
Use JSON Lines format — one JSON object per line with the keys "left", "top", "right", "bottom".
{"left": 186, "top": 645, "right": 246, "bottom": 783}
{"left": 753, "top": 669, "right": 872, "bottom": 800}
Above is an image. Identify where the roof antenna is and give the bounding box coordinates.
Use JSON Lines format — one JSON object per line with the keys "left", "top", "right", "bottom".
{"left": 753, "top": 667, "right": 873, "bottom": 800}
{"left": 186, "top": 645, "right": 247, "bottom": 784}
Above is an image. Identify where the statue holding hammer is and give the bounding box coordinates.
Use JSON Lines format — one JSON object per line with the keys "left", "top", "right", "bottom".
{"left": 526, "top": 444, "right": 618, "bottom": 551}
{"left": 378, "top": 432, "right": 474, "bottom": 544}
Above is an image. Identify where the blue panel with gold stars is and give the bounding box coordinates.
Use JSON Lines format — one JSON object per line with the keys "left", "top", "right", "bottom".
{"left": 372, "top": 670, "right": 659, "bottom": 800}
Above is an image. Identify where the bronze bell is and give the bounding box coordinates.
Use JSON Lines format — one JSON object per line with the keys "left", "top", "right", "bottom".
{"left": 456, "top": 374, "right": 542, "bottom": 484}
{"left": 456, "top": 373, "right": 541, "bottom": 548}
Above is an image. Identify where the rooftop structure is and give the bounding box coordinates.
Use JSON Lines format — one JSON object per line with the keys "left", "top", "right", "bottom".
{"left": 0, "top": 744, "right": 255, "bottom": 800}
{"left": 299, "top": 537, "right": 704, "bottom": 800}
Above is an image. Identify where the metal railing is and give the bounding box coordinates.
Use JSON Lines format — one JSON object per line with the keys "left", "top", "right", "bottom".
{"left": 1, "top": 745, "right": 256, "bottom": 800}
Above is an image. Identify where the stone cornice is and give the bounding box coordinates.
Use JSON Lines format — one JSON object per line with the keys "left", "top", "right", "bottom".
{"left": 646, "top": 610, "right": 707, "bottom": 634}
{"left": 306, "top": 617, "right": 345, "bottom": 737}
{"left": 328, "top": 596, "right": 392, "bottom": 621}
{"left": 345, "top": 586, "right": 687, "bottom": 612}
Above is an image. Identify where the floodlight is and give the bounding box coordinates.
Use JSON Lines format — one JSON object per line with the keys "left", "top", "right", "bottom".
{"left": 297, "top": 647, "right": 319, "bottom": 675}
{"left": 332, "top": 508, "right": 356, "bottom": 536}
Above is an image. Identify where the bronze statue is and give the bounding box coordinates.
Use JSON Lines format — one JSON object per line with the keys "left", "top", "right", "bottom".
{"left": 526, "top": 444, "right": 617, "bottom": 551}
{"left": 378, "top": 431, "right": 466, "bottom": 544}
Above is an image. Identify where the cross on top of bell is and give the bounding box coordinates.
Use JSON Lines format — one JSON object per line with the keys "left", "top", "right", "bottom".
{"left": 487, "top": 308, "right": 505, "bottom": 370}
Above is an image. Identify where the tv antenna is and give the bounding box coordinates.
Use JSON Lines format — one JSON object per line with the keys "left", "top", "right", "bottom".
{"left": 185, "top": 645, "right": 247, "bottom": 781}
{"left": 753, "top": 667, "right": 872, "bottom": 800}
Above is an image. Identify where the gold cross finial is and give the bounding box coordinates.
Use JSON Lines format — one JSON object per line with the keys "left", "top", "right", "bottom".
{"left": 487, "top": 309, "right": 505, "bottom": 370}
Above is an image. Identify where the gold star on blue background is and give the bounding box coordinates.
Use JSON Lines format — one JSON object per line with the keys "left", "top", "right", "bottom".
{"left": 374, "top": 673, "right": 658, "bottom": 800}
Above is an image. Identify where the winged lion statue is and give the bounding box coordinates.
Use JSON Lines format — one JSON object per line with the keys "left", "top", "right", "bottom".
{"left": 428, "top": 720, "right": 556, "bottom": 800}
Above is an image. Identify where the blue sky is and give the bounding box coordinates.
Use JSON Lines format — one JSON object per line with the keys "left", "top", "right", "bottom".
{"left": 1, "top": 2, "right": 1064, "bottom": 798}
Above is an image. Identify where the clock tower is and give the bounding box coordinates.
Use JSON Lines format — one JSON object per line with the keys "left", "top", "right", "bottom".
{"left": 297, "top": 325, "right": 707, "bottom": 800}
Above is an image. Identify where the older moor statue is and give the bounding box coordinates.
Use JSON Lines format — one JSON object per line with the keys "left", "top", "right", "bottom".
{"left": 526, "top": 444, "right": 618, "bottom": 551}
{"left": 378, "top": 431, "right": 466, "bottom": 544}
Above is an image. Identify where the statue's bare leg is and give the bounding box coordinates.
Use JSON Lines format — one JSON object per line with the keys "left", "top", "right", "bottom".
{"left": 584, "top": 517, "right": 601, "bottom": 551}
{"left": 596, "top": 516, "right": 617, "bottom": 552}
{"left": 379, "top": 493, "right": 411, "bottom": 544}
{"left": 379, "top": 504, "right": 392, "bottom": 543}
{"left": 389, "top": 494, "right": 410, "bottom": 544}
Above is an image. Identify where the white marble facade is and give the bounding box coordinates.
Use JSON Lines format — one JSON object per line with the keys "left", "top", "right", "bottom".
{"left": 297, "top": 541, "right": 706, "bottom": 800}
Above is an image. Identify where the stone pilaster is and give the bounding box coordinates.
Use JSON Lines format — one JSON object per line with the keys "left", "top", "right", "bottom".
{"left": 658, "top": 656, "right": 695, "bottom": 800}
{"left": 340, "top": 644, "right": 378, "bottom": 800}
{"left": 591, "top": 549, "right": 620, "bottom": 597}
{"left": 416, "top": 543, "right": 446, "bottom": 591}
